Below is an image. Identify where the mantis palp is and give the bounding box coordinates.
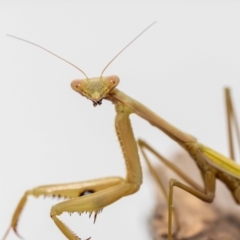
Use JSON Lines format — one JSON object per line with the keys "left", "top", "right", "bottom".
{"left": 2, "top": 22, "right": 240, "bottom": 240}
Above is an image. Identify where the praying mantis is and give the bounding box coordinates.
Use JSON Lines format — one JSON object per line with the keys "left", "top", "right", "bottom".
{"left": 2, "top": 22, "right": 240, "bottom": 240}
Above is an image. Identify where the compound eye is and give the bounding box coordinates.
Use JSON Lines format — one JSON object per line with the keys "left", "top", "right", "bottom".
{"left": 71, "top": 79, "right": 85, "bottom": 92}
{"left": 75, "top": 83, "right": 81, "bottom": 90}
{"left": 106, "top": 75, "right": 119, "bottom": 88}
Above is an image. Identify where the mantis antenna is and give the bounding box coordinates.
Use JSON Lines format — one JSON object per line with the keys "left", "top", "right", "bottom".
{"left": 6, "top": 34, "right": 89, "bottom": 79}
{"left": 100, "top": 21, "right": 156, "bottom": 77}
{"left": 7, "top": 21, "right": 156, "bottom": 79}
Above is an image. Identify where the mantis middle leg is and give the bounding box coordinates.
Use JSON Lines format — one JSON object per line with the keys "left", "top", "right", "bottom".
{"left": 138, "top": 87, "right": 240, "bottom": 240}
{"left": 138, "top": 140, "right": 216, "bottom": 240}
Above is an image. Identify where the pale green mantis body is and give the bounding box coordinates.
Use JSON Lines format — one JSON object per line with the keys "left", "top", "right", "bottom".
{"left": 2, "top": 23, "right": 240, "bottom": 240}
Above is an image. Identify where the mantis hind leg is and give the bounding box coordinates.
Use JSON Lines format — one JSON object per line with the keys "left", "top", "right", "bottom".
{"left": 225, "top": 87, "right": 240, "bottom": 203}
{"left": 224, "top": 87, "right": 240, "bottom": 160}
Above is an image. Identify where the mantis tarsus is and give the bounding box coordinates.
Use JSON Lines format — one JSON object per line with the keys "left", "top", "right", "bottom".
{"left": 2, "top": 22, "right": 240, "bottom": 240}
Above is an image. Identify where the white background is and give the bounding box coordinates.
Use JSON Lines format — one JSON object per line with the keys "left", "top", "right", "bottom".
{"left": 0, "top": 1, "right": 240, "bottom": 240}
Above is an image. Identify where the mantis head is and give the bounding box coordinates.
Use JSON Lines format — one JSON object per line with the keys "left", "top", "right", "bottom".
{"left": 71, "top": 75, "right": 119, "bottom": 106}
{"left": 69, "top": 20, "right": 155, "bottom": 107}
{"left": 7, "top": 22, "right": 155, "bottom": 106}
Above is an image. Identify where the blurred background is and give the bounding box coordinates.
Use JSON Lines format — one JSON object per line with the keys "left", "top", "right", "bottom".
{"left": 0, "top": 1, "right": 240, "bottom": 240}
